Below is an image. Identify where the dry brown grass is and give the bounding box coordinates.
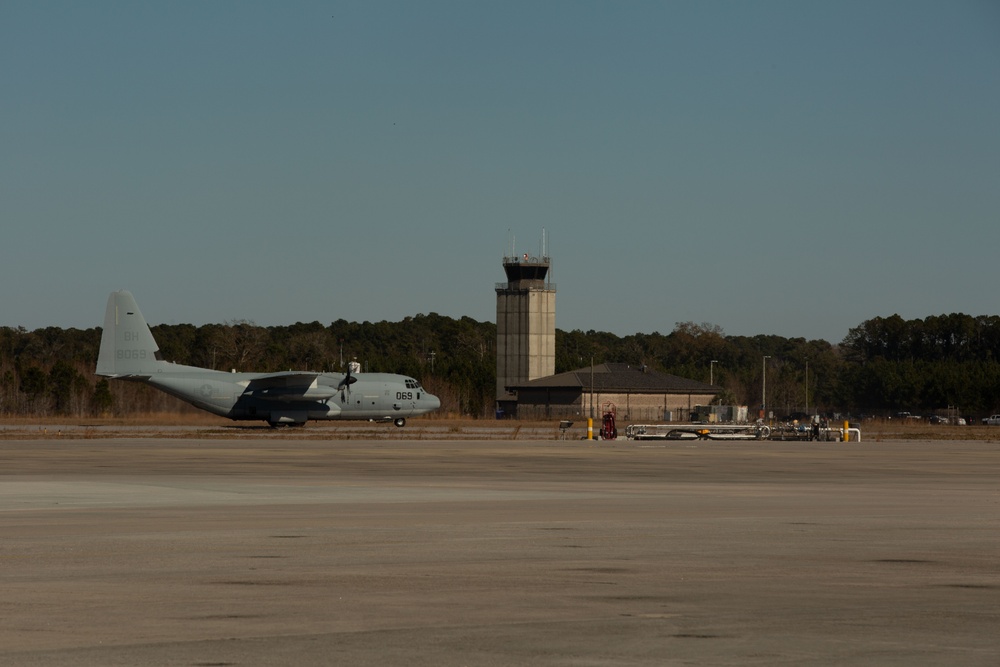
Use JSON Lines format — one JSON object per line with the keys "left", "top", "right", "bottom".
{"left": 2, "top": 414, "right": 999, "bottom": 442}
{"left": 855, "top": 419, "right": 1000, "bottom": 442}
{"left": 0, "top": 412, "right": 228, "bottom": 427}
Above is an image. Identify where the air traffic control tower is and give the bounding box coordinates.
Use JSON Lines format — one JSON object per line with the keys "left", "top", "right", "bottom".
{"left": 496, "top": 250, "right": 556, "bottom": 415}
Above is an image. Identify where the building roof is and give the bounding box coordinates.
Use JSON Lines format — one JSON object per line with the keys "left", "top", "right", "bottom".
{"left": 509, "top": 363, "right": 718, "bottom": 395}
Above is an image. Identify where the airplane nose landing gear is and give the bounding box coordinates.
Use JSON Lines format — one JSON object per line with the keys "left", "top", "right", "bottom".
{"left": 394, "top": 417, "right": 406, "bottom": 427}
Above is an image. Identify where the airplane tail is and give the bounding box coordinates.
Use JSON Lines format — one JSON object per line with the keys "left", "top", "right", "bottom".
{"left": 96, "top": 290, "right": 168, "bottom": 377}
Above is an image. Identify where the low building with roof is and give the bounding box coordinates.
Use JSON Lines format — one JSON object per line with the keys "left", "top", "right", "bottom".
{"left": 504, "top": 362, "right": 718, "bottom": 421}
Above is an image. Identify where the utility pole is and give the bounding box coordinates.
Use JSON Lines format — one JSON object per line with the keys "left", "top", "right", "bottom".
{"left": 590, "top": 356, "right": 595, "bottom": 419}
{"left": 762, "top": 355, "right": 770, "bottom": 418}
{"left": 805, "top": 361, "right": 809, "bottom": 414}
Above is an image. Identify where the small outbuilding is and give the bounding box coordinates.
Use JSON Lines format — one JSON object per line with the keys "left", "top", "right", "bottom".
{"left": 504, "top": 362, "right": 718, "bottom": 421}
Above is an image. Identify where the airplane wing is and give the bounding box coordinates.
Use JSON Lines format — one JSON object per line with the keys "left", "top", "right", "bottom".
{"left": 243, "top": 372, "right": 338, "bottom": 402}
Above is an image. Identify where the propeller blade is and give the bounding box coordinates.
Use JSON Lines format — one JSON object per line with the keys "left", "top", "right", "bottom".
{"left": 338, "top": 365, "right": 358, "bottom": 396}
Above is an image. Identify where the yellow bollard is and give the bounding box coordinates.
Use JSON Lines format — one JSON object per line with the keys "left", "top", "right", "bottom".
{"left": 588, "top": 418, "right": 593, "bottom": 441}
{"left": 843, "top": 420, "right": 850, "bottom": 442}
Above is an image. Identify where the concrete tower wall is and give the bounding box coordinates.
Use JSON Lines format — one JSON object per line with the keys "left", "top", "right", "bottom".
{"left": 525, "top": 289, "right": 556, "bottom": 380}
{"left": 496, "top": 289, "right": 556, "bottom": 401}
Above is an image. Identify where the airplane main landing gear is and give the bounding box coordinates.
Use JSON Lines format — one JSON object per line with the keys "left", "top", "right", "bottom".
{"left": 267, "top": 420, "right": 306, "bottom": 428}
{"left": 394, "top": 417, "right": 406, "bottom": 428}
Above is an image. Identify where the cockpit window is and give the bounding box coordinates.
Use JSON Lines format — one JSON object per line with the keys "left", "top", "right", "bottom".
{"left": 405, "top": 379, "right": 422, "bottom": 389}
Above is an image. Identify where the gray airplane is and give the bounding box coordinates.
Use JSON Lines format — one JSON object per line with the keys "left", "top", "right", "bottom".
{"left": 96, "top": 290, "right": 440, "bottom": 427}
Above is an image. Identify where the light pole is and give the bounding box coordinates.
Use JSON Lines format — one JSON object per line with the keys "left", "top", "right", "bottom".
{"left": 590, "top": 356, "right": 595, "bottom": 419}
{"left": 710, "top": 360, "right": 718, "bottom": 385}
{"left": 762, "top": 355, "right": 771, "bottom": 418}
{"left": 805, "top": 361, "right": 809, "bottom": 414}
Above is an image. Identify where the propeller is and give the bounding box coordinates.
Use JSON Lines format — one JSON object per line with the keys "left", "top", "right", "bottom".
{"left": 338, "top": 360, "right": 359, "bottom": 400}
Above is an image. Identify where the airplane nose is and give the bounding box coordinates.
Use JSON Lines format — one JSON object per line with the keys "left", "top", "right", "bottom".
{"left": 428, "top": 393, "right": 441, "bottom": 411}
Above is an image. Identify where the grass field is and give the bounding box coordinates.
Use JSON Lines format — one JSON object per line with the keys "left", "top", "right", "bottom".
{"left": 2, "top": 413, "right": 1000, "bottom": 441}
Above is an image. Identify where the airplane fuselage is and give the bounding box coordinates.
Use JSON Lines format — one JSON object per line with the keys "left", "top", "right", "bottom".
{"left": 136, "top": 367, "right": 439, "bottom": 426}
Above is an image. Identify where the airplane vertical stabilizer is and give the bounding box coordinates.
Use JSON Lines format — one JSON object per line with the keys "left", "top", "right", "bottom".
{"left": 96, "top": 290, "right": 166, "bottom": 377}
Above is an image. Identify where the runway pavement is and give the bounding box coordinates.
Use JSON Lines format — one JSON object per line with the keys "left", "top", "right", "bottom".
{"left": 1, "top": 438, "right": 998, "bottom": 666}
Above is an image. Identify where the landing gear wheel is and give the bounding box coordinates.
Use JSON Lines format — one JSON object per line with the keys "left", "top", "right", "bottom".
{"left": 394, "top": 417, "right": 406, "bottom": 428}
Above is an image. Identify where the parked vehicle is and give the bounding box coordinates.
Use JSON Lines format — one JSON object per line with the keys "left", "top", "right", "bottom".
{"left": 982, "top": 415, "right": 1000, "bottom": 425}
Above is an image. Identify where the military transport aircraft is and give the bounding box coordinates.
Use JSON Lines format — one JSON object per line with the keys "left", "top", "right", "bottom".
{"left": 96, "top": 290, "right": 440, "bottom": 427}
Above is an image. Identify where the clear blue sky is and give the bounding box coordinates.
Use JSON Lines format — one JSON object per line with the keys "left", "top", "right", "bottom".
{"left": 3, "top": 1, "right": 998, "bottom": 343}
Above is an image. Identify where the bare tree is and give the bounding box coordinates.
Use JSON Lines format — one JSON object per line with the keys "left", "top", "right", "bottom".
{"left": 213, "top": 320, "right": 267, "bottom": 371}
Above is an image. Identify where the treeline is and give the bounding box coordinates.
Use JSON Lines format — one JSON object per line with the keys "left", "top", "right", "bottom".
{"left": 3, "top": 312, "right": 1000, "bottom": 419}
